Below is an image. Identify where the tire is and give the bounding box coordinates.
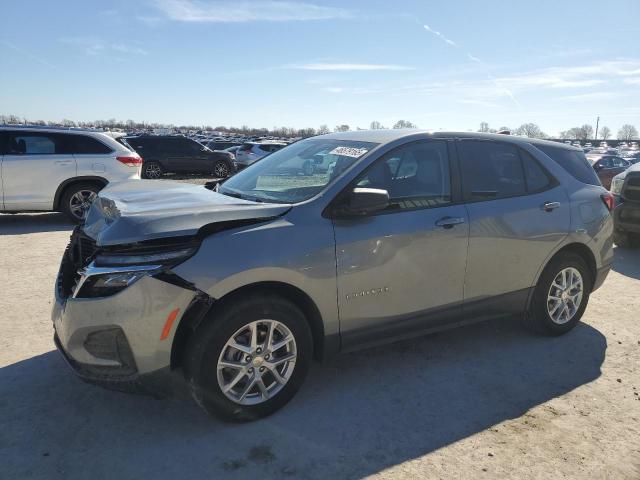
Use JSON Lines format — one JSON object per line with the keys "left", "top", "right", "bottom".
{"left": 613, "top": 231, "right": 640, "bottom": 248}
{"left": 60, "top": 182, "right": 100, "bottom": 223}
{"left": 212, "top": 160, "right": 231, "bottom": 179}
{"left": 523, "top": 252, "right": 592, "bottom": 336}
{"left": 184, "top": 294, "right": 313, "bottom": 422}
{"left": 142, "top": 161, "right": 163, "bottom": 179}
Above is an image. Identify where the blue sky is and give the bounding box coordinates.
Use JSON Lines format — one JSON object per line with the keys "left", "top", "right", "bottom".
{"left": 1, "top": 0, "right": 639, "bottom": 135}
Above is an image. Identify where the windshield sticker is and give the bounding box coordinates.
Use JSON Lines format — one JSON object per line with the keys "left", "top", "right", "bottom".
{"left": 329, "top": 146, "right": 369, "bottom": 158}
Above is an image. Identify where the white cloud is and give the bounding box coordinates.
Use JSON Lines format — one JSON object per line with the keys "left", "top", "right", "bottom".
{"left": 457, "top": 99, "right": 499, "bottom": 108}
{"left": 423, "top": 24, "right": 457, "bottom": 47}
{"left": 322, "top": 87, "right": 344, "bottom": 93}
{"left": 291, "top": 63, "right": 414, "bottom": 71}
{"left": 152, "top": 0, "right": 351, "bottom": 22}
{"left": 559, "top": 92, "right": 620, "bottom": 102}
{"left": 624, "top": 77, "right": 640, "bottom": 84}
{"left": 467, "top": 54, "right": 481, "bottom": 63}
{"left": 61, "top": 38, "right": 148, "bottom": 56}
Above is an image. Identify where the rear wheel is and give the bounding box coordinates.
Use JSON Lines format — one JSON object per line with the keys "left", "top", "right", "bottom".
{"left": 213, "top": 160, "right": 231, "bottom": 178}
{"left": 142, "top": 161, "right": 163, "bottom": 179}
{"left": 61, "top": 182, "right": 100, "bottom": 223}
{"left": 524, "top": 252, "right": 591, "bottom": 335}
{"left": 184, "top": 294, "right": 312, "bottom": 422}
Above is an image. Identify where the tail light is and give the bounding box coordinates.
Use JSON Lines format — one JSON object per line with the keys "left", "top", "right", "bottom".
{"left": 601, "top": 192, "right": 614, "bottom": 212}
{"left": 116, "top": 155, "right": 143, "bottom": 166}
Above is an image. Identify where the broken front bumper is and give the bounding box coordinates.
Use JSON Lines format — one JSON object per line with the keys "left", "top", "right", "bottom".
{"left": 52, "top": 271, "right": 196, "bottom": 397}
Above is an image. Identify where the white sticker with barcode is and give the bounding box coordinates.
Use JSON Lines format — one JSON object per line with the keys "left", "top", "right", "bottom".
{"left": 329, "top": 146, "right": 369, "bottom": 158}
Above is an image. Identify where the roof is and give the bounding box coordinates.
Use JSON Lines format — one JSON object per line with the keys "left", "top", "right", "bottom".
{"left": 319, "top": 129, "right": 581, "bottom": 151}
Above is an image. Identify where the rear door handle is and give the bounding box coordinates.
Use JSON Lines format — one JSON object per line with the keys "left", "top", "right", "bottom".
{"left": 542, "top": 201, "right": 561, "bottom": 212}
{"left": 435, "top": 216, "right": 466, "bottom": 229}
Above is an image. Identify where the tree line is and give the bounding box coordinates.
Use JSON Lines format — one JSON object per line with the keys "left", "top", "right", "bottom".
{"left": 478, "top": 121, "right": 638, "bottom": 141}
{"left": 2, "top": 114, "right": 637, "bottom": 141}
{"left": 0, "top": 114, "right": 417, "bottom": 139}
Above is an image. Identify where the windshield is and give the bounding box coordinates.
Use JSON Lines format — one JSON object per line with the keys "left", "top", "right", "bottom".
{"left": 219, "top": 138, "right": 378, "bottom": 203}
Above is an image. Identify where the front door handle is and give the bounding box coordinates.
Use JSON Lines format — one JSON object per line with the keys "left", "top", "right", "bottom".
{"left": 542, "top": 201, "right": 561, "bottom": 212}
{"left": 435, "top": 216, "right": 466, "bottom": 229}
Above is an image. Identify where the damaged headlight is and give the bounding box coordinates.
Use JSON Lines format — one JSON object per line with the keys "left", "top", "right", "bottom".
{"left": 94, "top": 247, "right": 198, "bottom": 267}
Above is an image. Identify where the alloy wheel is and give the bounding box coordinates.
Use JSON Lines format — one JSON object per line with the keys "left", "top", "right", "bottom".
{"left": 144, "top": 163, "right": 162, "bottom": 179}
{"left": 214, "top": 162, "right": 229, "bottom": 178}
{"left": 547, "top": 267, "right": 583, "bottom": 324}
{"left": 217, "top": 320, "right": 297, "bottom": 406}
{"left": 69, "top": 190, "right": 97, "bottom": 221}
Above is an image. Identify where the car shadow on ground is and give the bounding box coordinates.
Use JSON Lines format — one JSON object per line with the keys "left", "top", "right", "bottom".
{"left": 0, "top": 213, "right": 73, "bottom": 235}
{"left": 1, "top": 318, "right": 605, "bottom": 479}
{"left": 612, "top": 245, "right": 640, "bottom": 280}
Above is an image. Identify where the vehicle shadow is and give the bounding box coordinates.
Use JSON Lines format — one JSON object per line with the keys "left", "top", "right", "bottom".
{"left": 0, "top": 319, "right": 605, "bottom": 479}
{"left": 612, "top": 245, "right": 640, "bottom": 280}
{"left": 0, "top": 213, "right": 73, "bottom": 235}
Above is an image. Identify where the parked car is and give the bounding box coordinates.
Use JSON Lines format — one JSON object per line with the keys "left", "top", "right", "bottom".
{"left": 121, "top": 135, "right": 235, "bottom": 179}
{"left": 53, "top": 131, "right": 613, "bottom": 421}
{"left": 588, "top": 155, "right": 631, "bottom": 189}
{"left": 610, "top": 163, "right": 640, "bottom": 247}
{"left": 205, "top": 140, "right": 242, "bottom": 151}
{"left": 0, "top": 126, "right": 141, "bottom": 221}
{"left": 234, "top": 142, "right": 287, "bottom": 170}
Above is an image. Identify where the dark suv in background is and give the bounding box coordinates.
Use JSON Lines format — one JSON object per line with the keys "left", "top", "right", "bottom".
{"left": 121, "top": 135, "right": 235, "bottom": 179}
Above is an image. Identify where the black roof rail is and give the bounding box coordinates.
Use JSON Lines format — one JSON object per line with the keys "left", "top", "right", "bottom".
{"left": 0, "top": 124, "right": 98, "bottom": 132}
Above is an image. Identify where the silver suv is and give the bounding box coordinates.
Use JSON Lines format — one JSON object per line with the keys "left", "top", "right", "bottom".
{"left": 0, "top": 126, "right": 141, "bottom": 221}
{"left": 52, "top": 131, "right": 614, "bottom": 421}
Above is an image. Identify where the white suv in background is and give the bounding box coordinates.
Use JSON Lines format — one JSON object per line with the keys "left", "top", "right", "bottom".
{"left": 234, "top": 141, "right": 287, "bottom": 170}
{"left": 0, "top": 127, "right": 141, "bottom": 222}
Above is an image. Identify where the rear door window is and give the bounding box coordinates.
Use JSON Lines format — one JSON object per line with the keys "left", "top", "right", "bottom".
{"left": 536, "top": 144, "right": 601, "bottom": 186}
{"left": 459, "top": 141, "right": 526, "bottom": 201}
{"left": 521, "top": 150, "right": 553, "bottom": 192}
{"left": 7, "top": 132, "right": 63, "bottom": 155}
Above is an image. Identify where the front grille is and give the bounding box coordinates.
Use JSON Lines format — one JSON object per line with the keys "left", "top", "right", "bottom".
{"left": 623, "top": 173, "right": 640, "bottom": 203}
{"left": 58, "top": 228, "right": 100, "bottom": 298}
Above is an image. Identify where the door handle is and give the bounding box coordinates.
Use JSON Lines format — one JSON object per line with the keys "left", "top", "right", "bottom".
{"left": 435, "top": 216, "right": 466, "bottom": 229}
{"left": 54, "top": 160, "right": 72, "bottom": 165}
{"left": 541, "top": 201, "right": 561, "bottom": 212}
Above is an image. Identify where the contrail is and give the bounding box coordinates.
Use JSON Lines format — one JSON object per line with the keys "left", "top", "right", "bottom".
{"left": 0, "top": 40, "right": 58, "bottom": 70}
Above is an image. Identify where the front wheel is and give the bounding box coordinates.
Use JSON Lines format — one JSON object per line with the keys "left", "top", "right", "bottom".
{"left": 184, "top": 295, "right": 312, "bottom": 422}
{"left": 523, "top": 252, "right": 591, "bottom": 335}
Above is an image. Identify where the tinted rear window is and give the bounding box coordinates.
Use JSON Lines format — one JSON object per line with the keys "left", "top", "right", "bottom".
{"left": 536, "top": 145, "right": 600, "bottom": 186}
{"left": 65, "top": 135, "right": 112, "bottom": 154}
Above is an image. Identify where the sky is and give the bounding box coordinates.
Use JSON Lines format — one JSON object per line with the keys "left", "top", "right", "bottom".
{"left": 1, "top": 0, "right": 639, "bottom": 136}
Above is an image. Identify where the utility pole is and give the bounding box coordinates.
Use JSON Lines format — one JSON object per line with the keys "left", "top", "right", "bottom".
{"left": 595, "top": 116, "right": 600, "bottom": 140}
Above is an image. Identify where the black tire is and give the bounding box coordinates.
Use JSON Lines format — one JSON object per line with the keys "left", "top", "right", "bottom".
{"left": 142, "top": 161, "right": 163, "bottom": 179}
{"left": 212, "top": 160, "right": 231, "bottom": 179}
{"left": 523, "top": 252, "right": 592, "bottom": 336}
{"left": 613, "top": 231, "right": 640, "bottom": 249}
{"left": 184, "top": 294, "right": 313, "bottom": 422}
{"left": 60, "top": 182, "right": 100, "bottom": 223}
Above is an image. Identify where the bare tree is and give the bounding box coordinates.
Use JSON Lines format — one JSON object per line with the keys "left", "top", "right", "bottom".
{"left": 370, "top": 121, "right": 384, "bottom": 130}
{"left": 600, "top": 126, "right": 611, "bottom": 140}
{"left": 478, "top": 121, "right": 490, "bottom": 133}
{"left": 393, "top": 120, "right": 416, "bottom": 129}
{"left": 317, "top": 124, "right": 330, "bottom": 135}
{"left": 514, "top": 123, "right": 547, "bottom": 139}
{"left": 579, "top": 124, "right": 593, "bottom": 140}
{"left": 334, "top": 124, "right": 350, "bottom": 132}
{"left": 618, "top": 124, "right": 639, "bottom": 141}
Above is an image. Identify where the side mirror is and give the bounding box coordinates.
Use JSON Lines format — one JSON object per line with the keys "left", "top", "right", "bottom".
{"left": 334, "top": 188, "right": 389, "bottom": 217}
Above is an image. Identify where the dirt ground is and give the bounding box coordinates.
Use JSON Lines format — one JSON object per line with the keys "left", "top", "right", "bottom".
{"left": 1, "top": 212, "right": 639, "bottom": 480}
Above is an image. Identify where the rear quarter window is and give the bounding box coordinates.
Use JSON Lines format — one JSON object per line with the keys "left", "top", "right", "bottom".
{"left": 64, "top": 135, "right": 113, "bottom": 154}
{"left": 536, "top": 145, "right": 601, "bottom": 186}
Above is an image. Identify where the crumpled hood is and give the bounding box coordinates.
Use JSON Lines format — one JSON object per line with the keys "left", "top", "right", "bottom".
{"left": 83, "top": 180, "right": 291, "bottom": 246}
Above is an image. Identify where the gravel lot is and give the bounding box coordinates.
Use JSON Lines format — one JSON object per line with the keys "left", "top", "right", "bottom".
{"left": 1, "top": 211, "right": 639, "bottom": 480}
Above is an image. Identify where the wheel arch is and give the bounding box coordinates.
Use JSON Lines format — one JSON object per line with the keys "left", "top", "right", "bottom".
{"left": 171, "top": 281, "right": 328, "bottom": 370}
{"left": 53, "top": 176, "right": 108, "bottom": 210}
{"left": 534, "top": 242, "right": 597, "bottom": 295}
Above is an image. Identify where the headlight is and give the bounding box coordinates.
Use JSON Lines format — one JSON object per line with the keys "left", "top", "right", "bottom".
{"left": 94, "top": 247, "right": 197, "bottom": 267}
{"left": 611, "top": 177, "right": 624, "bottom": 195}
